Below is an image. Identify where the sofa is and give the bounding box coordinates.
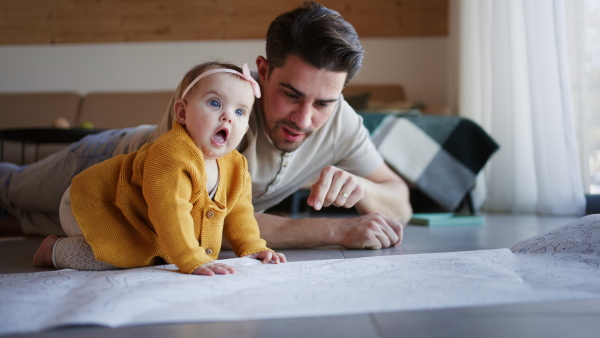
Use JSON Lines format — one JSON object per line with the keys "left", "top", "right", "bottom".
{"left": 0, "top": 90, "right": 172, "bottom": 164}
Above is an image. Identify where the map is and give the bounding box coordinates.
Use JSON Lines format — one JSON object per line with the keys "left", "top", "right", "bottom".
{"left": 1, "top": 215, "right": 599, "bottom": 335}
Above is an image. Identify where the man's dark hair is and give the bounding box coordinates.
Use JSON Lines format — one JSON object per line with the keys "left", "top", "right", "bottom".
{"left": 265, "top": 1, "right": 364, "bottom": 86}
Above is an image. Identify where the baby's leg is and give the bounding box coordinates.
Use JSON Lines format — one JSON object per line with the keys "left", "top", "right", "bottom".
{"left": 33, "top": 234, "right": 118, "bottom": 270}
{"left": 53, "top": 236, "right": 117, "bottom": 270}
{"left": 34, "top": 186, "right": 117, "bottom": 270}
{"left": 33, "top": 235, "right": 60, "bottom": 267}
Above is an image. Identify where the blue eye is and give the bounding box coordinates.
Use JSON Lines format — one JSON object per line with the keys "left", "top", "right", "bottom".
{"left": 210, "top": 99, "right": 220, "bottom": 108}
{"left": 235, "top": 109, "right": 244, "bottom": 116}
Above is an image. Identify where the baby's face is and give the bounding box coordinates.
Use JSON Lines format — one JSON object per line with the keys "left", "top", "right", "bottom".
{"left": 179, "top": 73, "right": 255, "bottom": 160}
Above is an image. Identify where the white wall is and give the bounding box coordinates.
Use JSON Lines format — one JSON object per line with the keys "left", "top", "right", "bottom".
{"left": 0, "top": 37, "right": 448, "bottom": 105}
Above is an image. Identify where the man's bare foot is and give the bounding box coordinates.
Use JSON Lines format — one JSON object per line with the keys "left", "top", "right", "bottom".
{"left": 33, "top": 235, "right": 59, "bottom": 267}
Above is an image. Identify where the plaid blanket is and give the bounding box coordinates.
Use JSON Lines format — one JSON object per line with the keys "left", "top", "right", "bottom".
{"left": 362, "top": 112, "right": 499, "bottom": 211}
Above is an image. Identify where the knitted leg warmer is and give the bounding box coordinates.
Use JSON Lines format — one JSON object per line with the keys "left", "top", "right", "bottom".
{"left": 53, "top": 236, "right": 118, "bottom": 270}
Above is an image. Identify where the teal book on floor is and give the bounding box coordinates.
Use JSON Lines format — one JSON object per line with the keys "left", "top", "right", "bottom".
{"left": 409, "top": 213, "right": 484, "bottom": 227}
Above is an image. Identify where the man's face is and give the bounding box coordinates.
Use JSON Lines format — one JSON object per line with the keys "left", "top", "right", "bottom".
{"left": 256, "top": 54, "right": 347, "bottom": 153}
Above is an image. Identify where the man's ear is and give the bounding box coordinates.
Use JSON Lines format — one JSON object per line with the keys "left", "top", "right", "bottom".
{"left": 256, "top": 56, "right": 269, "bottom": 84}
{"left": 174, "top": 99, "right": 187, "bottom": 125}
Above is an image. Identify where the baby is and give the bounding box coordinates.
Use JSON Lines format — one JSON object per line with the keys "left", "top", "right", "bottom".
{"left": 34, "top": 62, "right": 286, "bottom": 276}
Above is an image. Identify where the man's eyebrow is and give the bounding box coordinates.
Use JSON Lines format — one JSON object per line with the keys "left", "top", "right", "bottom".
{"left": 280, "top": 82, "right": 339, "bottom": 104}
{"left": 280, "top": 82, "right": 306, "bottom": 97}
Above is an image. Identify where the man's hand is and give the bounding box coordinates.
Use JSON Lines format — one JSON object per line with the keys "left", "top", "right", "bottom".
{"left": 334, "top": 213, "right": 404, "bottom": 249}
{"left": 307, "top": 166, "right": 363, "bottom": 211}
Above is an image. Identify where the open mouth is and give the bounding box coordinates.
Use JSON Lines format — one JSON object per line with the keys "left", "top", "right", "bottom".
{"left": 212, "top": 128, "right": 229, "bottom": 145}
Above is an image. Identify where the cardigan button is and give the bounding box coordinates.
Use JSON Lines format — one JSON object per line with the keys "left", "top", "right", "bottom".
{"left": 205, "top": 248, "right": 213, "bottom": 255}
{"left": 206, "top": 210, "right": 214, "bottom": 218}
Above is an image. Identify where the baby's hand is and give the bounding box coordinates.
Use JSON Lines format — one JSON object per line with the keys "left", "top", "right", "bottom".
{"left": 192, "top": 262, "right": 236, "bottom": 276}
{"left": 244, "top": 250, "right": 287, "bottom": 264}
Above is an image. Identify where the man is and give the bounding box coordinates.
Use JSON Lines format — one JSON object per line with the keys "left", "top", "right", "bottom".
{"left": 0, "top": 2, "right": 412, "bottom": 249}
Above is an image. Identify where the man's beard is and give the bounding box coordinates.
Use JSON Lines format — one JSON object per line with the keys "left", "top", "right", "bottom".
{"left": 268, "top": 119, "right": 313, "bottom": 153}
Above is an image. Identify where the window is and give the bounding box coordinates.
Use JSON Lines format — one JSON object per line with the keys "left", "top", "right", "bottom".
{"left": 583, "top": 1, "right": 600, "bottom": 194}
{"left": 567, "top": 0, "right": 600, "bottom": 196}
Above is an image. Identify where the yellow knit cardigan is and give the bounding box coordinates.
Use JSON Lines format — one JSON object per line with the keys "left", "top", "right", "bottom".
{"left": 70, "top": 122, "right": 270, "bottom": 274}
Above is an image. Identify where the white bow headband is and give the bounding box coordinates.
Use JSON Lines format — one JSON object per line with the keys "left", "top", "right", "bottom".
{"left": 180, "top": 63, "right": 261, "bottom": 100}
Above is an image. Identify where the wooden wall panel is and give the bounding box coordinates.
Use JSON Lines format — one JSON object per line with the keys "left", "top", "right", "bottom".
{"left": 0, "top": 0, "right": 448, "bottom": 45}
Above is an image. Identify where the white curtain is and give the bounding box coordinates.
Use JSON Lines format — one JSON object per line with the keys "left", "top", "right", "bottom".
{"left": 450, "top": 0, "right": 586, "bottom": 215}
{"left": 564, "top": 0, "right": 597, "bottom": 195}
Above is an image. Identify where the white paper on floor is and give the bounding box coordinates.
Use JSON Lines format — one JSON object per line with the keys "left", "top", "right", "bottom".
{"left": 1, "top": 215, "right": 600, "bottom": 335}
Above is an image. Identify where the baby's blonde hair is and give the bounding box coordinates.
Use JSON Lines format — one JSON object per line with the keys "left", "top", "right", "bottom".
{"left": 155, "top": 61, "right": 245, "bottom": 134}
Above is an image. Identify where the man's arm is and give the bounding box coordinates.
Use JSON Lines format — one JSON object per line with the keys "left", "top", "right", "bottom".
{"left": 354, "top": 163, "right": 412, "bottom": 225}
{"left": 252, "top": 162, "right": 411, "bottom": 250}
{"left": 254, "top": 211, "right": 403, "bottom": 250}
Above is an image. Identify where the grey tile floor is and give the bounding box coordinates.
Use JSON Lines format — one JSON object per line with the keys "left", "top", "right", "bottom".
{"left": 2, "top": 213, "right": 600, "bottom": 338}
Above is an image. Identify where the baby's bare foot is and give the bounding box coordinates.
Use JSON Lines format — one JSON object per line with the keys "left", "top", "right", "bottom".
{"left": 33, "top": 235, "right": 59, "bottom": 267}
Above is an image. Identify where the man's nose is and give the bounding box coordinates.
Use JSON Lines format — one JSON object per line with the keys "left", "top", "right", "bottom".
{"left": 291, "top": 102, "right": 312, "bottom": 130}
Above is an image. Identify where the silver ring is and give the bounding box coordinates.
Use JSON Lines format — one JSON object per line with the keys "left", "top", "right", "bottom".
{"left": 339, "top": 191, "right": 349, "bottom": 198}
